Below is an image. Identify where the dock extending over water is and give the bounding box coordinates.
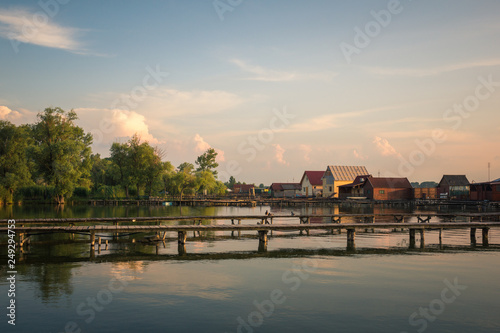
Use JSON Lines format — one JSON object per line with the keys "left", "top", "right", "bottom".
{"left": 3, "top": 212, "right": 500, "bottom": 255}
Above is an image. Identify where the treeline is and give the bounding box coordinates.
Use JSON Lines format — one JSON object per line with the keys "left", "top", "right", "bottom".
{"left": 0, "top": 107, "right": 226, "bottom": 204}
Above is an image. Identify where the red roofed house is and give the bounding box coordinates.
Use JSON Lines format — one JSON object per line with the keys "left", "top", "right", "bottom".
{"left": 322, "top": 165, "right": 369, "bottom": 198}
{"left": 300, "top": 171, "right": 324, "bottom": 197}
{"left": 270, "top": 183, "right": 301, "bottom": 198}
{"left": 362, "top": 177, "right": 413, "bottom": 200}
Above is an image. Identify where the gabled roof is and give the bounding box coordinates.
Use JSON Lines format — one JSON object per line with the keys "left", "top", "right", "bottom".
{"left": 270, "top": 183, "right": 301, "bottom": 191}
{"left": 439, "top": 175, "right": 470, "bottom": 186}
{"left": 233, "top": 184, "right": 255, "bottom": 193}
{"left": 366, "top": 177, "right": 412, "bottom": 189}
{"left": 323, "top": 165, "right": 369, "bottom": 181}
{"left": 300, "top": 171, "right": 325, "bottom": 186}
{"left": 338, "top": 175, "right": 372, "bottom": 188}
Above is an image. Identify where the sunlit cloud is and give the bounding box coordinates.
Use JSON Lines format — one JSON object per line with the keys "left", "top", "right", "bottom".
{"left": 193, "top": 134, "right": 225, "bottom": 162}
{"left": 353, "top": 149, "right": 367, "bottom": 160}
{"left": 364, "top": 59, "right": 500, "bottom": 77}
{"left": 0, "top": 8, "right": 87, "bottom": 53}
{"left": 0, "top": 105, "right": 22, "bottom": 121}
{"left": 299, "top": 144, "right": 312, "bottom": 162}
{"left": 273, "top": 144, "right": 288, "bottom": 165}
{"left": 373, "top": 136, "right": 401, "bottom": 157}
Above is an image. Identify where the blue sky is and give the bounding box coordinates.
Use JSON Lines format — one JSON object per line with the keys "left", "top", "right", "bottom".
{"left": 1, "top": 0, "right": 500, "bottom": 184}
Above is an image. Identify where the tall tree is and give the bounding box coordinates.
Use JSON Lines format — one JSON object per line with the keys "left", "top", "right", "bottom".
{"left": 0, "top": 121, "right": 32, "bottom": 202}
{"left": 195, "top": 148, "right": 219, "bottom": 177}
{"left": 29, "top": 108, "right": 93, "bottom": 204}
{"left": 110, "top": 141, "right": 132, "bottom": 197}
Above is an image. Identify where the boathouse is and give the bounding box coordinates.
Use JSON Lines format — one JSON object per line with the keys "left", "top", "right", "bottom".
{"left": 470, "top": 178, "right": 500, "bottom": 201}
{"left": 321, "top": 165, "right": 369, "bottom": 198}
{"left": 338, "top": 175, "right": 372, "bottom": 199}
{"left": 438, "top": 175, "right": 470, "bottom": 200}
{"left": 362, "top": 177, "right": 413, "bottom": 200}
{"left": 299, "top": 171, "right": 324, "bottom": 197}
{"left": 270, "top": 183, "right": 301, "bottom": 198}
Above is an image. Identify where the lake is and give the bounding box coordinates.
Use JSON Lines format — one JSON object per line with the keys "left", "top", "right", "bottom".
{"left": 1, "top": 203, "right": 500, "bottom": 333}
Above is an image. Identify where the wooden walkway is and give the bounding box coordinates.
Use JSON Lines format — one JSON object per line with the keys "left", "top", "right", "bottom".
{"left": 3, "top": 212, "right": 500, "bottom": 254}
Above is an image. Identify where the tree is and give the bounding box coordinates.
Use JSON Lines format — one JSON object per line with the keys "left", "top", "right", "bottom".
{"left": 29, "top": 108, "right": 93, "bottom": 204}
{"left": 178, "top": 162, "right": 194, "bottom": 174}
{"left": 110, "top": 141, "right": 133, "bottom": 198}
{"left": 195, "top": 148, "right": 219, "bottom": 177}
{"left": 0, "top": 121, "right": 32, "bottom": 202}
{"left": 225, "top": 176, "right": 236, "bottom": 189}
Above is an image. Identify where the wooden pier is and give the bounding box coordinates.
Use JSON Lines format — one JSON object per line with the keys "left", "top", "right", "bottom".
{"left": 3, "top": 212, "right": 500, "bottom": 255}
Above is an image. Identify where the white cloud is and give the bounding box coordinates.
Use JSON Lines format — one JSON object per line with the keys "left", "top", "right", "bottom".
{"left": 75, "top": 108, "right": 161, "bottom": 147}
{"left": 0, "top": 8, "right": 86, "bottom": 53}
{"left": 231, "top": 59, "right": 336, "bottom": 82}
{"left": 193, "top": 134, "right": 225, "bottom": 162}
{"left": 364, "top": 59, "right": 500, "bottom": 77}
{"left": 273, "top": 144, "right": 288, "bottom": 165}
{"left": 373, "top": 136, "right": 401, "bottom": 157}
{"left": 0, "top": 106, "right": 22, "bottom": 121}
{"left": 143, "top": 88, "right": 243, "bottom": 117}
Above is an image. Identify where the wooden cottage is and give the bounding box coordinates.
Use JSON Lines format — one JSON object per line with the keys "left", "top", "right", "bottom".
{"left": 300, "top": 171, "right": 324, "bottom": 197}
{"left": 437, "top": 175, "right": 470, "bottom": 200}
{"left": 321, "top": 165, "right": 369, "bottom": 198}
{"left": 338, "top": 175, "right": 372, "bottom": 199}
{"left": 270, "top": 183, "right": 301, "bottom": 198}
{"left": 362, "top": 177, "right": 413, "bottom": 200}
{"left": 470, "top": 178, "right": 500, "bottom": 201}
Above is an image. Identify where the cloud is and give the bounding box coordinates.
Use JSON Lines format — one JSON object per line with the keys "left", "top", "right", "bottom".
{"left": 353, "top": 149, "right": 367, "bottom": 160}
{"left": 373, "top": 136, "right": 401, "bottom": 157}
{"left": 299, "top": 144, "right": 312, "bottom": 162}
{"left": 273, "top": 144, "right": 288, "bottom": 165}
{"left": 0, "top": 8, "right": 87, "bottom": 53}
{"left": 193, "top": 134, "right": 225, "bottom": 162}
{"left": 143, "top": 88, "right": 243, "bottom": 117}
{"left": 231, "top": 59, "right": 336, "bottom": 82}
{"left": 0, "top": 106, "right": 22, "bottom": 121}
{"left": 364, "top": 59, "right": 500, "bottom": 77}
{"left": 75, "top": 108, "right": 161, "bottom": 147}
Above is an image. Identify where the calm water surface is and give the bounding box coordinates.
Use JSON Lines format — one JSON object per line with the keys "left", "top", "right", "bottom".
{"left": 1, "top": 204, "right": 499, "bottom": 333}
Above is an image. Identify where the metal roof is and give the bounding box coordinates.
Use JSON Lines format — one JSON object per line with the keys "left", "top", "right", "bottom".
{"left": 439, "top": 175, "right": 470, "bottom": 186}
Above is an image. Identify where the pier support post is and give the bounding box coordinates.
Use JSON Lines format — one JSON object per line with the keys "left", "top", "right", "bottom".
{"left": 178, "top": 231, "right": 187, "bottom": 244}
{"left": 470, "top": 228, "right": 476, "bottom": 245}
{"left": 346, "top": 228, "right": 356, "bottom": 251}
{"left": 482, "top": 228, "right": 489, "bottom": 247}
{"left": 409, "top": 229, "right": 416, "bottom": 249}
{"left": 258, "top": 230, "right": 268, "bottom": 243}
{"left": 419, "top": 229, "right": 425, "bottom": 249}
{"left": 178, "top": 244, "right": 186, "bottom": 256}
{"left": 90, "top": 230, "right": 96, "bottom": 246}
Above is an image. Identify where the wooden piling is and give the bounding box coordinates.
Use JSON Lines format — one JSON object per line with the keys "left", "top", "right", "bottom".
{"left": 178, "top": 231, "right": 187, "bottom": 244}
{"left": 470, "top": 228, "right": 476, "bottom": 244}
{"left": 482, "top": 228, "right": 489, "bottom": 246}
{"left": 258, "top": 230, "right": 268, "bottom": 243}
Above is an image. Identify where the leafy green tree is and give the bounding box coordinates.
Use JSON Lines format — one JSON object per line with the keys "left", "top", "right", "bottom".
{"left": 110, "top": 141, "right": 133, "bottom": 197}
{"left": 0, "top": 121, "right": 33, "bottom": 202}
{"left": 172, "top": 165, "right": 196, "bottom": 200}
{"left": 195, "top": 148, "right": 219, "bottom": 177}
{"left": 29, "top": 108, "right": 93, "bottom": 204}
{"left": 225, "top": 175, "right": 236, "bottom": 189}
{"left": 178, "top": 162, "right": 195, "bottom": 174}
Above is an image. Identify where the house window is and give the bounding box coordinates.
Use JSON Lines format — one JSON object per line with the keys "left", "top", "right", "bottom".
{"left": 329, "top": 186, "right": 332, "bottom": 192}
{"left": 303, "top": 187, "right": 306, "bottom": 192}
{"left": 379, "top": 190, "right": 385, "bottom": 194}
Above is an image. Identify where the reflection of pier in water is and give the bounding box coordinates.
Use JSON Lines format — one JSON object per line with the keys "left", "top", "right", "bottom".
{"left": 3, "top": 212, "right": 500, "bottom": 257}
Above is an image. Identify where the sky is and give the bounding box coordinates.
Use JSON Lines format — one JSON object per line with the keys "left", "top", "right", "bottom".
{"left": 1, "top": 0, "right": 499, "bottom": 185}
